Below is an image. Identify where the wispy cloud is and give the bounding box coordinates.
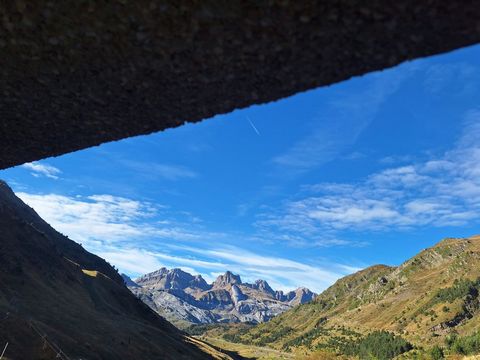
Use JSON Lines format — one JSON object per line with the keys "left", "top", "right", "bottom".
{"left": 342, "top": 152, "right": 366, "bottom": 161}
{"left": 103, "top": 244, "right": 355, "bottom": 292}
{"left": 98, "top": 248, "right": 165, "bottom": 275}
{"left": 21, "top": 162, "right": 62, "bottom": 179}
{"left": 423, "top": 62, "right": 479, "bottom": 96}
{"left": 378, "top": 155, "right": 414, "bottom": 165}
{"left": 260, "top": 110, "right": 480, "bottom": 235}
{"left": 15, "top": 192, "right": 207, "bottom": 247}
{"left": 272, "top": 66, "right": 415, "bottom": 173}
{"left": 11, "top": 187, "right": 358, "bottom": 291}
{"left": 201, "top": 246, "right": 348, "bottom": 292}
{"left": 120, "top": 160, "right": 198, "bottom": 181}
{"left": 248, "top": 231, "right": 369, "bottom": 249}
{"left": 17, "top": 193, "right": 154, "bottom": 244}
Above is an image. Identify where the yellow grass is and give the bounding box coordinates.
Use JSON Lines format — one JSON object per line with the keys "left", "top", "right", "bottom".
{"left": 201, "top": 336, "right": 295, "bottom": 359}
{"left": 81, "top": 269, "right": 99, "bottom": 277}
{"left": 185, "top": 336, "right": 235, "bottom": 360}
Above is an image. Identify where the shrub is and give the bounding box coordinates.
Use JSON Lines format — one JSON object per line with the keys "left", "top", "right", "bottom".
{"left": 283, "top": 327, "right": 328, "bottom": 350}
{"left": 335, "top": 331, "right": 412, "bottom": 359}
{"left": 432, "top": 278, "right": 480, "bottom": 305}
{"left": 429, "top": 345, "right": 444, "bottom": 360}
{"left": 446, "top": 331, "right": 480, "bottom": 355}
{"left": 254, "top": 326, "right": 293, "bottom": 346}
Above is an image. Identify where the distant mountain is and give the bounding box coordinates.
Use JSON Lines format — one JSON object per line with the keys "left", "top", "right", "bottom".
{"left": 212, "top": 271, "right": 242, "bottom": 288}
{"left": 0, "top": 181, "right": 228, "bottom": 359}
{"left": 220, "top": 235, "right": 480, "bottom": 358}
{"left": 121, "top": 273, "right": 140, "bottom": 287}
{"left": 135, "top": 267, "right": 210, "bottom": 291}
{"left": 125, "top": 268, "right": 316, "bottom": 328}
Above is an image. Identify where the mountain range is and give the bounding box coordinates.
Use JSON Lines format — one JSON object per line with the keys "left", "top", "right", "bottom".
{"left": 0, "top": 180, "right": 233, "bottom": 359}
{"left": 4, "top": 173, "right": 480, "bottom": 359}
{"left": 123, "top": 268, "right": 316, "bottom": 328}
{"left": 209, "top": 235, "right": 480, "bottom": 358}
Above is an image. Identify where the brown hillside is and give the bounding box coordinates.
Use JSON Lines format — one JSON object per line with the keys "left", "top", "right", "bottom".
{"left": 228, "top": 235, "right": 480, "bottom": 355}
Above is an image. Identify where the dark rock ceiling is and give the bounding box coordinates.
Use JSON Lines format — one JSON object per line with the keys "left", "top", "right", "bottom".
{"left": 1, "top": 1, "right": 479, "bottom": 169}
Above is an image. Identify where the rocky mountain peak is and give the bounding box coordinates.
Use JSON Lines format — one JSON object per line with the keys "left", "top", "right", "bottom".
{"left": 136, "top": 268, "right": 209, "bottom": 291}
{"left": 121, "top": 273, "right": 139, "bottom": 288}
{"left": 230, "top": 284, "right": 247, "bottom": 303}
{"left": 128, "top": 267, "right": 316, "bottom": 326}
{"left": 213, "top": 271, "right": 242, "bottom": 287}
{"left": 289, "top": 287, "right": 316, "bottom": 305}
{"left": 191, "top": 274, "right": 209, "bottom": 289}
{"left": 253, "top": 279, "right": 275, "bottom": 295}
{"left": 135, "top": 268, "right": 167, "bottom": 283}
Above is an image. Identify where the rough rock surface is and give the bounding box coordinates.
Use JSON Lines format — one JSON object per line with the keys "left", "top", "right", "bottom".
{"left": 213, "top": 271, "right": 242, "bottom": 288}
{"left": 1, "top": 1, "right": 480, "bottom": 169}
{"left": 125, "top": 269, "right": 316, "bottom": 327}
{"left": 136, "top": 267, "right": 210, "bottom": 291}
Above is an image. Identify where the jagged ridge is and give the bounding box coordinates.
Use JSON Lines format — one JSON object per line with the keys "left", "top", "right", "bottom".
{"left": 124, "top": 268, "right": 316, "bottom": 327}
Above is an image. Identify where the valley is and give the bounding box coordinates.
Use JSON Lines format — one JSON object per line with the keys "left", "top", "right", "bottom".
{"left": 2, "top": 175, "right": 480, "bottom": 359}
{"left": 192, "top": 236, "right": 480, "bottom": 359}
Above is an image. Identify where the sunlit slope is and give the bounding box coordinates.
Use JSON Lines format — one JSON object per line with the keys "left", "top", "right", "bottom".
{"left": 233, "top": 236, "right": 480, "bottom": 351}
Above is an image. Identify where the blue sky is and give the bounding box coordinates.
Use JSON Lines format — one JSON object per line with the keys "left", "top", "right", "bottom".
{"left": 2, "top": 45, "right": 480, "bottom": 293}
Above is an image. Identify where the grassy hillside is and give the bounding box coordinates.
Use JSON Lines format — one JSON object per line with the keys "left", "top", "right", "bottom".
{"left": 214, "top": 236, "right": 480, "bottom": 358}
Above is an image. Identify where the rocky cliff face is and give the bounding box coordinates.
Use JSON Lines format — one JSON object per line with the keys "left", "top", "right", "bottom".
{"left": 136, "top": 268, "right": 210, "bottom": 291}
{"left": 125, "top": 269, "right": 316, "bottom": 327}
{"left": 274, "top": 287, "right": 316, "bottom": 304}
{"left": 213, "top": 271, "right": 242, "bottom": 288}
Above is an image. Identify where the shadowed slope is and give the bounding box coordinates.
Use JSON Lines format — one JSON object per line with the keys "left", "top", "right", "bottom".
{"left": 0, "top": 180, "right": 221, "bottom": 359}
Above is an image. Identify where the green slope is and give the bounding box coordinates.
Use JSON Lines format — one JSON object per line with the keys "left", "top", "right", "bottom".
{"left": 220, "top": 236, "right": 480, "bottom": 358}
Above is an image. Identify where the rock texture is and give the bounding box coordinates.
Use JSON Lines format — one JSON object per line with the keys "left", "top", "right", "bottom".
{"left": 0, "top": 180, "right": 219, "bottom": 359}
{"left": 126, "top": 269, "right": 316, "bottom": 327}
{"left": 1, "top": 1, "right": 480, "bottom": 169}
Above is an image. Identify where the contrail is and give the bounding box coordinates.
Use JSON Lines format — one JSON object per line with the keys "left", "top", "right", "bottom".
{"left": 247, "top": 116, "right": 261, "bottom": 136}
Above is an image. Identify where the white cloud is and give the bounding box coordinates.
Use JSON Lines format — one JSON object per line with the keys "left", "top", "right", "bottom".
{"left": 259, "top": 111, "right": 480, "bottom": 234}
{"left": 152, "top": 252, "right": 228, "bottom": 270}
{"left": 17, "top": 193, "right": 152, "bottom": 244}
{"left": 15, "top": 192, "right": 207, "bottom": 247}
{"left": 98, "top": 248, "right": 165, "bottom": 275}
{"left": 13, "top": 180, "right": 361, "bottom": 292}
{"left": 150, "top": 244, "right": 352, "bottom": 293}
{"left": 21, "top": 162, "right": 62, "bottom": 179}
{"left": 67, "top": 241, "right": 352, "bottom": 292}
